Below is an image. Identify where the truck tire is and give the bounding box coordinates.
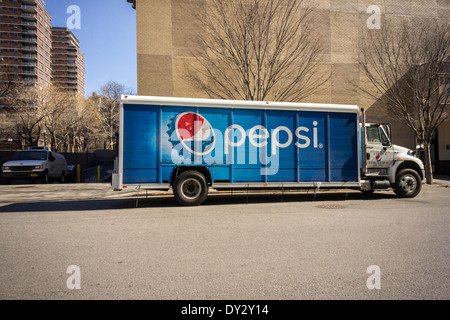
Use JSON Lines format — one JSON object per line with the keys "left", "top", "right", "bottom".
{"left": 394, "top": 169, "right": 422, "bottom": 198}
{"left": 173, "top": 170, "right": 208, "bottom": 206}
{"left": 41, "top": 171, "right": 49, "bottom": 184}
{"left": 60, "top": 171, "right": 65, "bottom": 183}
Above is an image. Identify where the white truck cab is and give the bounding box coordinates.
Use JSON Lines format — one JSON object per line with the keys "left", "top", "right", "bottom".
{"left": 362, "top": 123, "right": 425, "bottom": 198}
{"left": 2, "top": 147, "right": 67, "bottom": 184}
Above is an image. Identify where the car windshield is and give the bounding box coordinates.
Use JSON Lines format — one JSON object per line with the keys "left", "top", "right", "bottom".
{"left": 11, "top": 151, "right": 48, "bottom": 161}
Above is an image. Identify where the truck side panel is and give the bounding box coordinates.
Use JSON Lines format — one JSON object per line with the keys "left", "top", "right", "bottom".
{"left": 329, "top": 112, "right": 359, "bottom": 182}
{"left": 121, "top": 104, "right": 359, "bottom": 186}
{"left": 123, "top": 105, "right": 159, "bottom": 184}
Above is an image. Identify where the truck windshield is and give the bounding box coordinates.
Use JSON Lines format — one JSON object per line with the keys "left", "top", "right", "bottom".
{"left": 366, "top": 127, "right": 381, "bottom": 143}
{"left": 11, "top": 151, "right": 48, "bottom": 161}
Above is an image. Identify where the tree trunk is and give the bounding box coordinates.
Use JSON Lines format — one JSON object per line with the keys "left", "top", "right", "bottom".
{"left": 424, "top": 142, "right": 434, "bottom": 185}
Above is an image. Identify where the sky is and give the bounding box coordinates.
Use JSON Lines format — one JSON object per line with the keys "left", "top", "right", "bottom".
{"left": 45, "top": 0, "right": 137, "bottom": 97}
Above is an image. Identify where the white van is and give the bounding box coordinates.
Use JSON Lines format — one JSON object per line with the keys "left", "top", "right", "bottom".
{"left": 2, "top": 147, "right": 67, "bottom": 184}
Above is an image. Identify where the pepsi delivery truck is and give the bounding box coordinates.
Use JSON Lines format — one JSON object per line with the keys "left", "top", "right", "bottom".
{"left": 112, "top": 95, "right": 425, "bottom": 206}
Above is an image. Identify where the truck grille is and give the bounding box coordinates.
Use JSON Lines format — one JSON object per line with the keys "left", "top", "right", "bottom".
{"left": 10, "top": 166, "right": 34, "bottom": 172}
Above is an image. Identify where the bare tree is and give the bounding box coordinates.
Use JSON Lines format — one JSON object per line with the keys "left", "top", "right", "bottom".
{"left": 91, "top": 81, "right": 133, "bottom": 150}
{"left": 359, "top": 19, "right": 450, "bottom": 184}
{"left": 186, "top": 0, "right": 329, "bottom": 102}
{"left": 0, "top": 59, "right": 23, "bottom": 148}
{"left": 40, "top": 87, "right": 79, "bottom": 152}
{"left": 0, "top": 58, "right": 22, "bottom": 103}
{"left": 13, "top": 86, "right": 49, "bottom": 147}
{"left": 75, "top": 100, "right": 100, "bottom": 152}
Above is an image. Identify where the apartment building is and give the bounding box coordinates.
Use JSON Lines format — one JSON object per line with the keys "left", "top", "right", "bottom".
{"left": 0, "top": 0, "right": 85, "bottom": 150}
{"left": 0, "top": 0, "right": 52, "bottom": 90}
{"left": 51, "top": 26, "right": 85, "bottom": 97}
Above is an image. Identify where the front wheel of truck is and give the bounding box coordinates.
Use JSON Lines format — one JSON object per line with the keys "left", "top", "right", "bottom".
{"left": 173, "top": 171, "right": 208, "bottom": 206}
{"left": 41, "top": 171, "right": 49, "bottom": 184}
{"left": 394, "top": 169, "right": 422, "bottom": 198}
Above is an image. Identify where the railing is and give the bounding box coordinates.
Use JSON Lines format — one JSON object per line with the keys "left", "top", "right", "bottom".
{"left": 21, "top": 13, "right": 36, "bottom": 19}
{"left": 22, "top": 54, "right": 36, "bottom": 59}
{"left": 22, "top": 21, "right": 36, "bottom": 27}
{"left": 81, "top": 163, "right": 115, "bottom": 183}
{"left": 22, "top": 37, "right": 37, "bottom": 43}
{"left": 22, "top": 29, "right": 37, "bottom": 35}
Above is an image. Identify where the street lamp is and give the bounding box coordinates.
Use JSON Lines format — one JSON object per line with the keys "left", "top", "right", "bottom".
{"left": 7, "top": 138, "right": 13, "bottom": 151}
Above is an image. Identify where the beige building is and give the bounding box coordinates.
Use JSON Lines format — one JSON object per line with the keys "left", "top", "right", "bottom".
{"left": 126, "top": 0, "right": 449, "bottom": 174}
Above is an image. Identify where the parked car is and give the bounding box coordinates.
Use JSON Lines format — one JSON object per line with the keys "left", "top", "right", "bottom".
{"left": 2, "top": 147, "right": 67, "bottom": 184}
{"left": 66, "top": 165, "right": 77, "bottom": 183}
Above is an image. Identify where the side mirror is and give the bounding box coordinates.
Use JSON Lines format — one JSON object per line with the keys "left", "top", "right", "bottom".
{"left": 49, "top": 155, "right": 55, "bottom": 162}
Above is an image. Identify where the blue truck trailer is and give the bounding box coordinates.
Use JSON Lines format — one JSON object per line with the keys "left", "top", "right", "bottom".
{"left": 112, "top": 95, "right": 425, "bottom": 205}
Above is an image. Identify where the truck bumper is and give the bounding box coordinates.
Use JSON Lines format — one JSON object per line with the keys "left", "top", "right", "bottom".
{"left": 2, "top": 171, "right": 44, "bottom": 180}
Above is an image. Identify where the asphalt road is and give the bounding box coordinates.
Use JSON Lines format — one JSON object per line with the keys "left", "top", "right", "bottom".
{"left": 0, "top": 183, "right": 448, "bottom": 300}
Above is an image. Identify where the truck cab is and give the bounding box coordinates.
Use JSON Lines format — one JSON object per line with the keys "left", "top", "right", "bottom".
{"left": 2, "top": 147, "right": 67, "bottom": 184}
{"left": 362, "top": 123, "right": 425, "bottom": 197}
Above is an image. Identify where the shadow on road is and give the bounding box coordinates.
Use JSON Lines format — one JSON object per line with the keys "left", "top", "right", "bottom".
{"left": 0, "top": 191, "right": 397, "bottom": 213}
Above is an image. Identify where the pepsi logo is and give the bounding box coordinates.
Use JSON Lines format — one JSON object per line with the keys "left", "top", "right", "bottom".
{"left": 376, "top": 155, "right": 382, "bottom": 162}
{"left": 175, "top": 112, "right": 216, "bottom": 156}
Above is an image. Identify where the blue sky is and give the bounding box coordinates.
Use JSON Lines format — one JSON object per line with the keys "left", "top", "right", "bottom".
{"left": 45, "top": 0, "right": 137, "bottom": 97}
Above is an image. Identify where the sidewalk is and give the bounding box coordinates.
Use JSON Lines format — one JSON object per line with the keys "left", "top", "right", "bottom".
{"left": 433, "top": 175, "right": 450, "bottom": 187}
{"left": 0, "top": 175, "right": 448, "bottom": 206}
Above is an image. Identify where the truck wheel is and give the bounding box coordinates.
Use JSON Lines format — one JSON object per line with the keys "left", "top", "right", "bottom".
{"left": 60, "top": 171, "right": 65, "bottom": 183}
{"left": 41, "top": 171, "right": 49, "bottom": 184}
{"left": 3, "top": 178, "right": 12, "bottom": 185}
{"left": 394, "top": 169, "right": 422, "bottom": 198}
{"left": 173, "top": 171, "right": 208, "bottom": 206}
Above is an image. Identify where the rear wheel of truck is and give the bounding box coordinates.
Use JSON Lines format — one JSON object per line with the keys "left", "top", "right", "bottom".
{"left": 394, "top": 169, "right": 422, "bottom": 198}
{"left": 173, "top": 171, "right": 208, "bottom": 206}
{"left": 59, "top": 171, "right": 65, "bottom": 183}
{"left": 41, "top": 171, "right": 49, "bottom": 184}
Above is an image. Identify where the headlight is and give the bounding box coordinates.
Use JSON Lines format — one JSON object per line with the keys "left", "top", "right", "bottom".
{"left": 3, "top": 166, "right": 10, "bottom": 170}
{"left": 34, "top": 165, "right": 44, "bottom": 170}
{"left": 407, "top": 150, "right": 416, "bottom": 156}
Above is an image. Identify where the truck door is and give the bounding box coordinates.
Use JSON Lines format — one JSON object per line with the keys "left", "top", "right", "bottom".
{"left": 365, "top": 125, "right": 394, "bottom": 171}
